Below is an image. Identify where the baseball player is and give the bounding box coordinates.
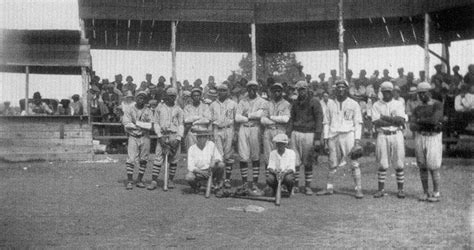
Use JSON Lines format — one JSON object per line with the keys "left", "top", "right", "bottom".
{"left": 209, "top": 84, "right": 238, "bottom": 188}
{"left": 185, "top": 130, "right": 225, "bottom": 195}
{"left": 410, "top": 82, "right": 444, "bottom": 202}
{"left": 148, "top": 87, "right": 184, "bottom": 190}
{"left": 371, "top": 82, "right": 408, "bottom": 198}
{"left": 122, "top": 91, "right": 155, "bottom": 190}
{"left": 266, "top": 133, "right": 296, "bottom": 197}
{"left": 235, "top": 80, "right": 267, "bottom": 193}
{"left": 288, "top": 80, "right": 324, "bottom": 195}
{"left": 184, "top": 87, "right": 212, "bottom": 149}
{"left": 316, "top": 80, "right": 364, "bottom": 199}
{"left": 261, "top": 83, "right": 291, "bottom": 169}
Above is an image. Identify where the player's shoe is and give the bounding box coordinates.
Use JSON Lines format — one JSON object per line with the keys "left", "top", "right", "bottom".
{"left": 373, "top": 190, "right": 387, "bottom": 198}
{"left": 418, "top": 192, "right": 430, "bottom": 201}
{"left": 427, "top": 192, "right": 440, "bottom": 202}
{"left": 397, "top": 190, "right": 406, "bottom": 199}
{"left": 355, "top": 189, "right": 364, "bottom": 199}
{"left": 291, "top": 186, "right": 300, "bottom": 195}
{"left": 168, "top": 179, "right": 176, "bottom": 189}
{"left": 215, "top": 188, "right": 224, "bottom": 198}
{"left": 316, "top": 189, "right": 334, "bottom": 196}
{"left": 136, "top": 181, "right": 146, "bottom": 188}
{"left": 250, "top": 183, "right": 265, "bottom": 196}
{"left": 223, "top": 179, "right": 232, "bottom": 189}
{"left": 304, "top": 187, "right": 314, "bottom": 196}
{"left": 147, "top": 180, "right": 158, "bottom": 190}
{"left": 126, "top": 181, "right": 133, "bottom": 190}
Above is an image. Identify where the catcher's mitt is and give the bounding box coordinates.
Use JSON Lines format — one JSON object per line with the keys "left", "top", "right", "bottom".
{"left": 349, "top": 144, "right": 363, "bottom": 160}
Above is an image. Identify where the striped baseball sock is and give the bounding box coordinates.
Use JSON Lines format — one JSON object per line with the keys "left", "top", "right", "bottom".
{"left": 396, "top": 169, "right": 405, "bottom": 190}
{"left": 377, "top": 169, "right": 387, "bottom": 191}
{"left": 126, "top": 163, "right": 134, "bottom": 181}
{"left": 352, "top": 167, "right": 362, "bottom": 189}
{"left": 431, "top": 169, "right": 440, "bottom": 194}
{"left": 169, "top": 163, "right": 177, "bottom": 180}
{"left": 240, "top": 161, "right": 248, "bottom": 183}
{"left": 419, "top": 167, "right": 429, "bottom": 193}
{"left": 252, "top": 160, "right": 260, "bottom": 183}
{"left": 225, "top": 163, "right": 233, "bottom": 180}
{"left": 294, "top": 165, "right": 300, "bottom": 185}
{"left": 151, "top": 164, "right": 161, "bottom": 181}
{"left": 304, "top": 170, "right": 313, "bottom": 187}
{"left": 138, "top": 161, "right": 147, "bottom": 175}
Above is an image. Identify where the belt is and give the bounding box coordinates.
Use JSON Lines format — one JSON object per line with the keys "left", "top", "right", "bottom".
{"left": 419, "top": 131, "right": 440, "bottom": 136}
{"left": 161, "top": 130, "right": 177, "bottom": 135}
{"left": 243, "top": 124, "right": 258, "bottom": 127}
{"left": 266, "top": 125, "right": 285, "bottom": 130}
{"left": 215, "top": 125, "right": 233, "bottom": 130}
{"left": 380, "top": 130, "right": 398, "bottom": 135}
{"left": 129, "top": 133, "right": 145, "bottom": 138}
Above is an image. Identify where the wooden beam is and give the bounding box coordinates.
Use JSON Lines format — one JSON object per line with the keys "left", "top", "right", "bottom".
{"left": 424, "top": 13, "right": 430, "bottom": 83}
{"left": 442, "top": 42, "right": 450, "bottom": 75}
{"left": 338, "top": 0, "right": 345, "bottom": 79}
{"left": 417, "top": 43, "right": 448, "bottom": 64}
{"left": 25, "top": 66, "right": 29, "bottom": 115}
{"left": 251, "top": 22, "right": 256, "bottom": 81}
{"left": 171, "top": 21, "right": 177, "bottom": 87}
{"left": 81, "top": 67, "right": 89, "bottom": 116}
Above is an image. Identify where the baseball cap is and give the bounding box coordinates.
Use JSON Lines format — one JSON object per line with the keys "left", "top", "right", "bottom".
{"left": 217, "top": 84, "right": 228, "bottom": 90}
{"left": 409, "top": 86, "right": 418, "bottom": 94}
{"left": 271, "top": 83, "right": 284, "bottom": 90}
{"left": 335, "top": 80, "right": 348, "bottom": 88}
{"left": 208, "top": 89, "right": 218, "bottom": 97}
{"left": 272, "top": 133, "right": 289, "bottom": 144}
{"left": 247, "top": 80, "right": 258, "bottom": 87}
{"left": 417, "top": 82, "right": 432, "bottom": 92}
{"left": 166, "top": 87, "right": 178, "bottom": 96}
{"left": 191, "top": 87, "right": 202, "bottom": 95}
{"left": 182, "top": 90, "right": 191, "bottom": 97}
{"left": 295, "top": 80, "right": 308, "bottom": 89}
{"left": 380, "top": 81, "right": 394, "bottom": 91}
{"left": 135, "top": 91, "right": 148, "bottom": 98}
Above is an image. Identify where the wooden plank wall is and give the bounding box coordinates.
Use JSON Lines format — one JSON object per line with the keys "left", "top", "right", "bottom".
{"left": 0, "top": 116, "right": 93, "bottom": 162}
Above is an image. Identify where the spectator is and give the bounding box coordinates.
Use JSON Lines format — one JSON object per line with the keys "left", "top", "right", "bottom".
{"left": 393, "top": 67, "right": 407, "bottom": 87}
{"left": 2, "top": 101, "right": 16, "bottom": 116}
{"left": 121, "top": 90, "right": 135, "bottom": 114}
{"left": 400, "top": 72, "right": 417, "bottom": 100}
{"left": 145, "top": 73, "right": 154, "bottom": 88}
{"left": 430, "top": 78, "right": 446, "bottom": 102}
{"left": 369, "top": 70, "right": 381, "bottom": 94}
{"left": 182, "top": 80, "right": 192, "bottom": 91}
{"left": 346, "top": 69, "right": 355, "bottom": 87}
{"left": 89, "top": 85, "right": 108, "bottom": 121}
{"left": 157, "top": 75, "right": 166, "bottom": 89}
{"left": 112, "top": 74, "right": 123, "bottom": 92}
{"left": 71, "top": 94, "right": 83, "bottom": 116}
{"left": 414, "top": 70, "right": 426, "bottom": 85}
{"left": 122, "top": 76, "right": 137, "bottom": 95}
{"left": 380, "top": 69, "right": 392, "bottom": 82}
{"left": 464, "top": 64, "right": 474, "bottom": 86}
{"left": 137, "top": 81, "right": 149, "bottom": 93}
{"left": 431, "top": 64, "right": 449, "bottom": 85}
{"left": 305, "top": 74, "right": 312, "bottom": 84}
{"left": 393, "top": 86, "right": 405, "bottom": 106}
{"left": 102, "top": 83, "right": 120, "bottom": 115}
{"left": 451, "top": 65, "right": 463, "bottom": 86}
{"left": 454, "top": 84, "right": 474, "bottom": 132}
{"left": 328, "top": 69, "right": 340, "bottom": 93}
{"left": 193, "top": 78, "right": 203, "bottom": 90}
{"left": 58, "top": 99, "right": 72, "bottom": 115}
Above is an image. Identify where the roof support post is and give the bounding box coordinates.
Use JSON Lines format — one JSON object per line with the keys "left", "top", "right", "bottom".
{"left": 81, "top": 67, "right": 90, "bottom": 117}
{"left": 251, "top": 22, "right": 257, "bottom": 82}
{"left": 442, "top": 41, "right": 450, "bottom": 75}
{"left": 171, "top": 21, "right": 177, "bottom": 88}
{"left": 338, "top": 0, "right": 345, "bottom": 80}
{"left": 25, "top": 66, "right": 30, "bottom": 115}
{"left": 344, "top": 48, "right": 349, "bottom": 77}
{"left": 424, "top": 13, "right": 430, "bottom": 83}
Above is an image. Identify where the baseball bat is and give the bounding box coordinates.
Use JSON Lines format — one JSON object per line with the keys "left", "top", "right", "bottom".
{"left": 231, "top": 195, "right": 276, "bottom": 202}
{"left": 275, "top": 173, "right": 283, "bottom": 206}
{"left": 163, "top": 153, "right": 168, "bottom": 191}
{"left": 205, "top": 169, "right": 213, "bottom": 198}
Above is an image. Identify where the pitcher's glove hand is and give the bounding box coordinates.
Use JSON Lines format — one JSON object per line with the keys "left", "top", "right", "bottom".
{"left": 349, "top": 143, "right": 363, "bottom": 160}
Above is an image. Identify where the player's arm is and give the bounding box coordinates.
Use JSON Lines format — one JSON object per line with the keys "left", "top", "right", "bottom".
{"left": 416, "top": 102, "right": 444, "bottom": 125}
{"left": 353, "top": 103, "right": 363, "bottom": 142}
{"left": 184, "top": 105, "right": 200, "bottom": 123}
{"left": 312, "top": 98, "right": 324, "bottom": 141}
{"left": 235, "top": 101, "right": 249, "bottom": 123}
{"left": 270, "top": 102, "right": 291, "bottom": 123}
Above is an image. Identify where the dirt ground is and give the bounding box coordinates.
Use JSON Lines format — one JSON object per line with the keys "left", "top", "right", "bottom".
{"left": 0, "top": 155, "right": 472, "bottom": 248}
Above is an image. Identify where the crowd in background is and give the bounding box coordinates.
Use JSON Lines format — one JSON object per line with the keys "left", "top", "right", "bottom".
{"left": 2, "top": 63, "right": 473, "bottom": 137}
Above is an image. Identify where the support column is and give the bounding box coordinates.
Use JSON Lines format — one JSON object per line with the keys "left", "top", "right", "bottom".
{"left": 338, "top": 0, "right": 345, "bottom": 80}
{"left": 81, "top": 67, "right": 89, "bottom": 116}
{"left": 441, "top": 42, "right": 450, "bottom": 75}
{"left": 424, "top": 13, "right": 430, "bottom": 83}
{"left": 25, "top": 66, "right": 30, "bottom": 115}
{"left": 251, "top": 22, "right": 257, "bottom": 82}
{"left": 171, "top": 21, "right": 177, "bottom": 88}
{"left": 344, "top": 48, "right": 349, "bottom": 76}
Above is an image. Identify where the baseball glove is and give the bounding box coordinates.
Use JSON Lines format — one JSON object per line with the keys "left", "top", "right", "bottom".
{"left": 349, "top": 144, "right": 363, "bottom": 160}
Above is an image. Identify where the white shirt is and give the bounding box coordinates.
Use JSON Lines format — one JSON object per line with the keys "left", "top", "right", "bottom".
{"left": 323, "top": 98, "right": 363, "bottom": 140}
{"left": 267, "top": 148, "right": 296, "bottom": 172}
{"left": 371, "top": 99, "right": 407, "bottom": 132}
{"left": 187, "top": 141, "right": 223, "bottom": 172}
{"left": 455, "top": 93, "right": 474, "bottom": 112}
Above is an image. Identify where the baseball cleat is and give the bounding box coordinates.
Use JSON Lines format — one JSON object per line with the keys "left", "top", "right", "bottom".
{"left": 397, "top": 190, "right": 406, "bottom": 199}
{"left": 147, "top": 180, "right": 158, "bottom": 190}
{"left": 373, "top": 190, "right": 387, "bottom": 198}
{"left": 136, "top": 181, "right": 145, "bottom": 188}
{"left": 168, "top": 179, "right": 176, "bottom": 189}
{"left": 418, "top": 193, "right": 430, "bottom": 201}
{"left": 427, "top": 193, "right": 440, "bottom": 202}
{"left": 223, "top": 179, "right": 232, "bottom": 189}
{"left": 304, "top": 187, "right": 313, "bottom": 196}
{"left": 126, "top": 181, "right": 133, "bottom": 190}
{"left": 355, "top": 189, "right": 364, "bottom": 199}
{"left": 316, "top": 189, "right": 334, "bottom": 196}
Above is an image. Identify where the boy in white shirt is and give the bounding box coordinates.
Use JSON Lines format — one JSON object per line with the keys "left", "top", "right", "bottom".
{"left": 185, "top": 129, "right": 225, "bottom": 195}
{"left": 266, "top": 134, "right": 296, "bottom": 196}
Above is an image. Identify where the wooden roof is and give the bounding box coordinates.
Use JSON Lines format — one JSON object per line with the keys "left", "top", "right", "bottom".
{"left": 79, "top": 0, "right": 474, "bottom": 53}
{"left": 0, "top": 29, "right": 92, "bottom": 74}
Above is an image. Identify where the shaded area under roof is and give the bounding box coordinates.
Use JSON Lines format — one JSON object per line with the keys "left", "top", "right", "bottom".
{"left": 0, "top": 29, "right": 92, "bottom": 74}
{"left": 79, "top": 0, "right": 474, "bottom": 53}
